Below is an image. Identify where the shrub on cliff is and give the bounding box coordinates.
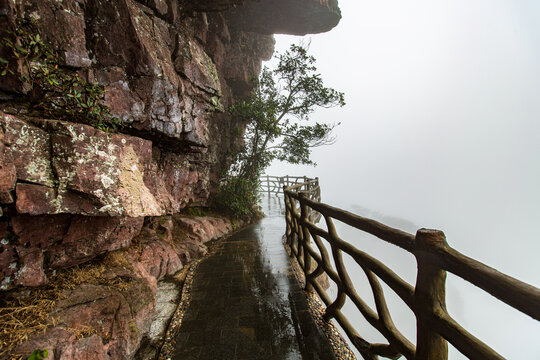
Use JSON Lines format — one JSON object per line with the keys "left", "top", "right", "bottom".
{"left": 217, "top": 43, "right": 345, "bottom": 217}
{"left": 0, "top": 19, "right": 121, "bottom": 132}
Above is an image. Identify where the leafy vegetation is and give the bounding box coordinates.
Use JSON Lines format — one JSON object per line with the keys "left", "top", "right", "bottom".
{"left": 216, "top": 44, "right": 345, "bottom": 217}
{"left": 215, "top": 175, "right": 262, "bottom": 218}
{"left": 182, "top": 207, "right": 210, "bottom": 217}
{"left": 0, "top": 19, "right": 121, "bottom": 132}
{"left": 26, "top": 349, "right": 48, "bottom": 360}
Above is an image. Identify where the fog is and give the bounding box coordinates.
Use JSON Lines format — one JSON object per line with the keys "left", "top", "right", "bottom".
{"left": 265, "top": 0, "right": 540, "bottom": 358}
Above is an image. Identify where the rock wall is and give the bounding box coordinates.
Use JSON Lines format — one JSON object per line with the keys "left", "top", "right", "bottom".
{"left": 0, "top": 0, "right": 341, "bottom": 358}
{"left": 6, "top": 214, "right": 238, "bottom": 359}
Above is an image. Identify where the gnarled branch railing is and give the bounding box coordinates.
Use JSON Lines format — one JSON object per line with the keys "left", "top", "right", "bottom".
{"left": 283, "top": 179, "right": 540, "bottom": 360}
{"left": 260, "top": 175, "right": 320, "bottom": 197}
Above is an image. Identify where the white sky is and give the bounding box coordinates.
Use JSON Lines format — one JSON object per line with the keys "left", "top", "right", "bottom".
{"left": 266, "top": 1, "right": 540, "bottom": 358}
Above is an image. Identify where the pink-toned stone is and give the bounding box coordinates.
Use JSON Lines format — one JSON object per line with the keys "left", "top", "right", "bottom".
{"left": 13, "top": 328, "right": 75, "bottom": 360}
{"left": 17, "top": 1, "right": 90, "bottom": 68}
{"left": 0, "top": 165, "right": 16, "bottom": 195}
{"left": 139, "top": 240, "right": 183, "bottom": 280}
{"left": 0, "top": 0, "right": 345, "bottom": 356}
{"left": 56, "top": 335, "right": 110, "bottom": 360}
{"left": 0, "top": 191, "right": 13, "bottom": 204}
{"left": 2, "top": 112, "right": 55, "bottom": 187}
{"left": 7, "top": 212, "right": 236, "bottom": 356}
{"left": 54, "top": 279, "right": 154, "bottom": 359}
{"left": 84, "top": 0, "right": 189, "bottom": 141}
{"left": 0, "top": 126, "right": 16, "bottom": 195}
{"left": 15, "top": 183, "right": 58, "bottom": 215}
{"left": 0, "top": 1, "right": 28, "bottom": 94}
{"left": 48, "top": 216, "right": 144, "bottom": 269}
{"left": 221, "top": 31, "right": 275, "bottom": 98}
{"left": 15, "top": 249, "right": 47, "bottom": 287}
{"left": 14, "top": 327, "right": 110, "bottom": 360}
{"left": 157, "top": 152, "right": 202, "bottom": 211}
{"left": 4, "top": 113, "right": 217, "bottom": 217}
{"left": 14, "top": 278, "right": 154, "bottom": 359}
{"left": 0, "top": 221, "right": 18, "bottom": 290}
{"left": 15, "top": 183, "right": 103, "bottom": 216}
{"left": 175, "top": 216, "right": 233, "bottom": 243}
{"left": 11, "top": 214, "right": 70, "bottom": 249}
{"left": 132, "top": 238, "right": 183, "bottom": 291}
{"left": 1, "top": 215, "right": 144, "bottom": 290}
{"left": 51, "top": 121, "right": 162, "bottom": 217}
{"left": 174, "top": 36, "right": 221, "bottom": 95}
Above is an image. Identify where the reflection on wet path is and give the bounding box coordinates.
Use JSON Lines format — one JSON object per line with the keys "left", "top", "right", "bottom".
{"left": 172, "top": 202, "right": 336, "bottom": 360}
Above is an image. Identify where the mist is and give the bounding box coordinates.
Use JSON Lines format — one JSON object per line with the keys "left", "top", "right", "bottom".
{"left": 266, "top": 0, "right": 540, "bottom": 358}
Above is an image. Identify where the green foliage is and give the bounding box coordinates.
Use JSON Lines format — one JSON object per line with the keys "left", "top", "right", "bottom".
{"left": 1, "top": 20, "right": 121, "bottom": 132}
{"left": 218, "top": 43, "right": 345, "bottom": 217}
{"left": 27, "top": 349, "right": 48, "bottom": 360}
{"left": 229, "top": 43, "right": 345, "bottom": 178}
{"left": 215, "top": 175, "right": 261, "bottom": 218}
{"left": 182, "top": 207, "right": 209, "bottom": 217}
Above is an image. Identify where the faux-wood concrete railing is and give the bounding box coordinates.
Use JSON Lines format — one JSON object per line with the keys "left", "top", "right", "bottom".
{"left": 260, "top": 175, "right": 321, "bottom": 197}
{"left": 283, "top": 179, "right": 540, "bottom": 360}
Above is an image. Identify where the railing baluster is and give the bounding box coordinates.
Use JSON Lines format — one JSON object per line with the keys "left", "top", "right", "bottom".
{"left": 414, "top": 229, "right": 448, "bottom": 360}
{"left": 299, "top": 192, "right": 314, "bottom": 292}
{"left": 281, "top": 175, "right": 539, "bottom": 360}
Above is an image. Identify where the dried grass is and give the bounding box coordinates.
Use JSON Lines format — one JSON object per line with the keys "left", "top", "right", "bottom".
{"left": 0, "top": 297, "right": 56, "bottom": 358}
{"left": 103, "top": 247, "right": 135, "bottom": 270}
{"left": 71, "top": 325, "right": 97, "bottom": 340}
{"left": 0, "top": 257, "right": 134, "bottom": 358}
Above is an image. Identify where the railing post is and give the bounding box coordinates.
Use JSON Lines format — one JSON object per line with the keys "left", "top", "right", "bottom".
{"left": 299, "top": 192, "right": 314, "bottom": 292}
{"left": 414, "top": 229, "right": 448, "bottom": 360}
{"left": 315, "top": 177, "right": 320, "bottom": 202}
{"left": 283, "top": 186, "right": 290, "bottom": 243}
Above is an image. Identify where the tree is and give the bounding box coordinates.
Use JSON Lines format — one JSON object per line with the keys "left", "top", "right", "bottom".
{"left": 217, "top": 43, "right": 345, "bottom": 217}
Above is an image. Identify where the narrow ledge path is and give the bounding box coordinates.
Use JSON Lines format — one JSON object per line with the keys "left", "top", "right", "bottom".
{"left": 171, "top": 202, "right": 337, "bottom": 360}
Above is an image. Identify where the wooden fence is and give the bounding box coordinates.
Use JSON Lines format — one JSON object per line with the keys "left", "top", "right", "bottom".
{"left": 283, "top": 177, "right": 540, "bottom": 360}
{"left": 259, "top": 175, "right": 319, "bottom": 196}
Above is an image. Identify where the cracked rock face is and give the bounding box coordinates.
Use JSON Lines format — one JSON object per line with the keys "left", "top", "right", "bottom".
{"left": 6, "top": 215, "right": 235, "bottom": 359}
{"left": 0, "top": 0, "right": 341, "bottom": 292}
{"left": 0, "top": 0, "right": 341, "bottom": 357}
{"left": 1, "top": 113, "right": 206, "bottom": 217}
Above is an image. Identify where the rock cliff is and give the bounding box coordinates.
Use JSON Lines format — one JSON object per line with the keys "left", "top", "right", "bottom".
{"left": 0, "top": 0, "right": 340, "bottom": 358}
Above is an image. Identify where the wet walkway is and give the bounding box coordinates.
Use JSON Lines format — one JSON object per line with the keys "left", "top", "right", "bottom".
{"left": 171, "top": 199, "right": 337, "bottom": 360}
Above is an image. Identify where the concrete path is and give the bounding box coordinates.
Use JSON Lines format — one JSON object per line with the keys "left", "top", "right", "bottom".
{"left": 171, "top": 203, "right": 337, "bottom": 360}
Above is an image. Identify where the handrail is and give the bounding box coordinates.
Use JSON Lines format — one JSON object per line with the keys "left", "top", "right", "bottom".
{"left": 282, "top": 177, "right": 540, "bottom": 360}
{"left": 259, "top": 175, "right": 315, "bottom": 195}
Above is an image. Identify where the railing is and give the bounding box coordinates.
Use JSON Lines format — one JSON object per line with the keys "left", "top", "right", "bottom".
{"left": 283, "top": 178, "right": 540, "bottom": 360}
{"left": 259, "top": 175, "right": 318, "bottom": 196}
{"left": 269, "top": 176, "right": 321, "bottom": 223}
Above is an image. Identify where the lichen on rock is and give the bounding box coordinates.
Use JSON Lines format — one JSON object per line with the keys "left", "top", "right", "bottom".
{"left": 0, "top": 0, "right": 341, "bottom": 357}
